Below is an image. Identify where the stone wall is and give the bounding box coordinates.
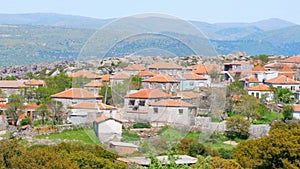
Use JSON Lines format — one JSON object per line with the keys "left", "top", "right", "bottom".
{"left": 0, "top": 115, "right": 7, "bottom": 131}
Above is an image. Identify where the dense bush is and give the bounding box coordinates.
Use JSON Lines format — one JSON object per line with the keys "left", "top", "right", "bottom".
{"left": 132, "top": 123, "right": 151, "bottom": 128}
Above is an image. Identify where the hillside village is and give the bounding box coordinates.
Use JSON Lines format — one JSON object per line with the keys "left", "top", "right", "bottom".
{"left": 0, "top": 53, "right": 300, "bottom": 166}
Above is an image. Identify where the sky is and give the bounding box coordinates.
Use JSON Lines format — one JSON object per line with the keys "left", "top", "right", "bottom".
{"left": 0, "top": 0, "right": 299, "bottom": 24}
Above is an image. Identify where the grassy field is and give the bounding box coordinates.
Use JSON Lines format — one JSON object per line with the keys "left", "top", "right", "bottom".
{"left": 35, "top": 128, "right": 99, "bottom": 144}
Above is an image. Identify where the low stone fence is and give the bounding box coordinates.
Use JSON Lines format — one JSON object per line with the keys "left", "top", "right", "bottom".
{"left": 194, "top": 117, "right": 270, "bottom": 138}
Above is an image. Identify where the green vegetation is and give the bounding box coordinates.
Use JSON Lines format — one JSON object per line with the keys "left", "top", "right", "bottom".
{"left": 121, "top": 132, "right": 140, "bottom": 142}
{"left": 35, "top": 128, "right": 99, "bottom": 144}
{"left": 226, "top": 116, "right": 250, "bottom": 139}
{"left": 251, "top": 54, "right": 269, "bottom": 63}
{"left": 132, "top": 123, "right": 152, "bottom": 129}
{"left": 184, "top": 131, "right": 201, "bottom": 140}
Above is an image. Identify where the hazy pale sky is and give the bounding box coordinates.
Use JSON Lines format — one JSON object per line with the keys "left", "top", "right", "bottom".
{"left": 1, "top": 0, "right": 299, "bottom": 24}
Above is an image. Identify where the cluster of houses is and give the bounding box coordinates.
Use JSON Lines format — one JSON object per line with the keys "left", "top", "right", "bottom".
{"left": 1, "top": 55, "right": 300, "bottom": 154}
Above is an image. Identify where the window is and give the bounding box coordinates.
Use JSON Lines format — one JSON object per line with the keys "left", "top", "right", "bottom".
{"left": 129, "top": 100, "right": 135, "bottom": 106}
{"left": 277, "top": 86, "right": 282, "bottom": 88}
{"left": 153, "top": 108, "right": 158, "bottom": 113}
{"left": 291, "top": 86, "right": 295, "bottom": 91}
{"left": 256, "top": 93, "right": 259, "bottom": 98}
{"left": 178, "top": 109, "right": 183, "bottom": 115}
{"left": 189, "top": 81, "right": 194, "bottom": 86}
{"left": 139, "top": 100, "right": 145, "bottom": 106}
{"left": 27, "top": 111, "right": 31, "bottom": 117}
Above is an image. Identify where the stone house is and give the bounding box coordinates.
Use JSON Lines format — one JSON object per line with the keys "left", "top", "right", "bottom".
{"left": 178, "top": 73, "right": 208, "bottom": 91}
{"left": 147, "top": 62, "right": 189, "bottom": 76}
{"left": 51, "top": 88, "right": 103, "bottom": 109}
{"left": 0, "top": 80, "right": 26, "bottom": 96}
{"left": 93, "top": 115, "right": 122, "bottom": 143}
{"left": 109, "top": 141, "right": 138, "bottom": 155}
{"left": 247, "top": 84, "right": 274, "bottom": 101}
{"left": 83, "top": 80, "right": 103, "bottom": 96}
{"left": 142, "top": 74, "right": 180, "bottom": 93}
{"left": 110, "top": 72, "right": 130, "bottom": 85}
{"left": 68, "top": 102, "right": 117, "bottom": 124}
{"left": 123, "top": 64, "right": 146, "bottom": 76}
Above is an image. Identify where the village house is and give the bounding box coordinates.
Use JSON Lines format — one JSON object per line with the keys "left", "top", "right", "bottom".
{"left": 178, "top": 73, "right": 208, "bottom": 91}
{"left": 239, "top": 75, "right": 260, "bottom": 88}
{"left": 135, "top": 70, "right": 156, "bottom": 80}
{"left": 223, "top": 61, "right": 253, "bottom": 81}
{"left": 68, "top": 70, "right": 101, "bottom": 80}
{"left": 247, "top": 84, "right": 274, "bottom": 101}
{"left": 109, "top": 141, "right": 138, "bottom": 155}
{"left": 100, "top": 74, "right": 110, "bottom": 83}
{"left": 93, "top": 115, "right": 122, "bottom": 143}
{"left": 147, "top": 62, "right": 189, "bottom": 76}
{"left": 83, "top": 80, "right": 103, "bottom": 96}
{"left": 110, "top": 72, "right": 130, "bottom": 85}
{"left": 148, "top": 99, "right": 197, "bottom": 127}
{"left": 0, "top": 80, "right": 26, "bottom": 96}
{"left": 264, "top": 75, "right": 300, "bottom": 92}
{"left": 278, "top": 65, "right": 296, "bottom": 79}
{"left": 24, "top": 79, "right": 45, "bottom": 88}
{"left": 68, "top": 102, "right": 117, "bottom": 124}
{"left": 292, "top": 104, "right": 300, "bottom": 119}
{"left": 51, "top": 88, "right": 103, "bottom": 109}
{"left": 177, "top": 91, "right": 201, "bottom": 108}
{"left": 123, "top": 64, "right": 146, "bottom": 76}
{"left": 124, "top": 89, "right": 172, "bottom": 123}
{"left": 142, "top": 74, "right": 180, "bottom": 93}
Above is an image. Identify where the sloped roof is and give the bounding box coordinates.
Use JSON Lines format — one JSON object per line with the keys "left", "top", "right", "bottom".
{"left": 101, "top": 74, "right": 110, "bottom": 82}
{"left": 135, "top": 71, "right": 156, "bottom": 77}
{"left": 51, "top": 88, "right": 103, "bottom": 99}
{"left": 0, "top": 80, "right": 26, "bottom": 88}
{"left": 265, "top": 75, "right": 300, "bottom": 84}
{"left": 111, "top": 72, "right": 130, "bottom": 80}
{"left": 124, "top": 64, "right": 145, "bottom": 71}
{"left": 143, "top": 74, "right": 179, "bottom": 83}
{"left": 94, "top": 115, "right": 122, "bottom": 123}
{"left": 150, "top": 99, "right": 195, "bottom": 107}
{"left": 84, "top": 80, "right": 103, "bottom": 87}
{"left": 239, "top": 75, "right": 259, "bottom": 83}
{"left": 293, "top": 104, "right": 300, "bottom": 112}
{"left": 282, "top": 56, "right": 300, "bottom": 63}
{"left": 69, "top": 70, "right": 101, "bottom": 79}
{"left": 24, "top": 79, "right": 45, "bottom": 86}
{"left": 191, "top": 64, "right": 208, "bottom": 75}
{"left": 125, "top": 89, "right": 171, "bottom": 99}
{"left": 70, "top": 102, "right": 116, "bottom": 110}
{"left": 248, "top": 84, "right": 272, "bottom": 91}
{"left": 148, "top": 62, "right": 183, "bottom": 70}
{"left": 177, "top": 91, "right": 199, "bottom": 99}
{"left": 279, "top": 65, "right": 295, "bottom": 72}
{"left": 181, "top": 73, "right": 207, "bottom": 80}
{"left": 252, "top": 65, "right": 267, "bottom": 71}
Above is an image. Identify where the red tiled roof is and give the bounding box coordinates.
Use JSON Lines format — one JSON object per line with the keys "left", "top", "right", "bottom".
{"left": 0, "top": 104, "right": 9, "bottom": 109}
{"left": 135, "top": 71, "right": 156, "bottom": 77}
{"left": 71, "top": 102, "right": 116, "bottom": 110}
{"left": 279, "top": 65, "right": 295, "bottom": 72}
{"left": 0, "top": 104, "right": 39, "bottom": 109}
{"left": 101, "top": 74, "right": 110, "bottom": 82}
{"left": 177, "top": 91, "right": 199, "bottom": 99}
{"left": 84, "top": 80, "right": 103, "bottom": 87}
{"left": 148, "top": 62, "right": 183, "bottom": 69}
{"left": 247, "top": 84, "right": 272, "bottom": 91}
{"left": 0, "top": 80, "right": 26, "bottom": 88}
{"left": 293, "top": 104, "right": 300, "bottom": 112}
{"left": 69, "top": 70, "right": 101, "bottom": 79}
{"left": 282, "top": 56, "right": 300, "bottom": 63}
{"left": 143, "top": 74, "right": 179, "bottom": 83}
{"left": 252, "top": 65, "right": 267, "bottom": 72}
{"left": 191, "top": 64, "right": 208, "bottom": 75}
{"left": 125, "top": 89, "right": 171, "bottom": 99}
{"left": 232, "top": 95, "right": 241, "bottom": 101}
{"left": 265, "top": 75, "right": 300, "bottom": 84}
{"left": 51, "top": 88, "right": 103, "bottom": 99}
{"left": 239, "top": 75, "right": 259, "bottom": 83}
{"left": 24, "top": 79, "right": 45, "bottom": 86}
{"left": 150, "top": 99, "right": 195, "bottom": 107}
{"left": 124, "top": 64, "right": 145, "bottom": 71}
{"left": 111, "top": 72, "right": 130, "bottom": 80}
{"left": 182, "top": 73, "right": 207, "bottom": 80}
{"left": 94, "top": 115, "right": 122, "bottom": 123}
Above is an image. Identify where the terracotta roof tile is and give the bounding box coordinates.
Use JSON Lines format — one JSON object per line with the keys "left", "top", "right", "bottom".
{"left": 252, "top": 65, "right": 267, "bottom": 71}
{"left": 191, "top": 64, "right": 208, "bottom": 75}
{"left": 150, "top": 99, "right": 195, "bottom": 107}
{"left": 84, "top": 80, "right": 103, "bottom": 87}
{"left": 71, "top": 102, "right": 116, "bottom": 110}
{"left": 69, "top": 70, "right": 101, "bottom": 79}
{"left": 0, "top": 80, "right": 26, "bottom": 88}
{"left": 239, "top": 75, "right": 259, "bottom": 83}
{"left": 51, "top": 88, "right": 103, "bottom": 99}
{"left": 282, "top": 56, "right": 300, "bottom": 63}
{"left": 265, "top": 75, "right": 299, "bottom": 84}
{"left": 24, "top": 79, "right": 45, "bottom": 86}
{"left": 181, "top": 73, "right": 207, "bottom": 80}
{"left": 148, "top": 62, "right": 183, "bottom": 69}
{"left": 247, "top": 84, "right": 272, "bottom": 91}
{"left": 135, "top": 71, "right": 156, "bottom": 77}
{"left": 101, "top": 74, "right": 110, "bottom": 82}
{"left": 111, "top": 72, "right": 130, "bottom": 80}
{"left": 143, "top": 74, "right": 179, "bottom": 83}
{"left": 94, "top": 115, "right": 122, "bottom": 123}
{"left": 293, "top": 104, "right": 300, "bottom": 112}
{"left": 177, "top": 91, "right": 199, "bottom": 99}
{"left": 279, "top": 65, "right": 295, "bottom": 72}
{"left": 124, "top": 64, "right": 145, "bottom": 71}
{"left": 125, "top": 89, "right": 171, "bottom": 99}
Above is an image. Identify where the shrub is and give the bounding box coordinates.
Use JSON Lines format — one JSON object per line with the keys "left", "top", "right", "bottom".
{"left": 21, "top": 117, "right": 31, "bottom": 126}
{"left": 132, "top": 123, "right": 151, "bottom": 128}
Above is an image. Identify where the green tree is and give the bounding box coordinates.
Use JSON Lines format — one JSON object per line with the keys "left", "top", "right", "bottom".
{"left": 36, "top": 104, "right": 50, "bottom": 125}
{"left": 5, "top": 95, "right": 25, "bottom": 126}
{"left": 282, "top": 104, "right": 293, "bottom": 121}
{"left": 226, "top": 116, "right": 250, "bottom": 139}
{"left": 47, "top": 100, "right": 64, "bottom": 125}
{"left": 232, "top": 95, "right": 260, "bottom": 121}
{"left": 277, "top": 88, "right": 295, "bottom": 104}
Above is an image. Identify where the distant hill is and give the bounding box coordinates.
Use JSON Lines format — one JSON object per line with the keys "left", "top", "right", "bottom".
{"left": 0, "top": 13, "right": 299, "bottom": 66}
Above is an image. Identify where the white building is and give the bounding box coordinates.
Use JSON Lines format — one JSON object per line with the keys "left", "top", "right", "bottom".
{"left": 247, "top": 84, "right": 274, "bottom": 101}
{"left": 265, "top": 75, "right": 300, "bottom": 92}
{"left": 93, "top": 115, "right": 122, "bottom": 143}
